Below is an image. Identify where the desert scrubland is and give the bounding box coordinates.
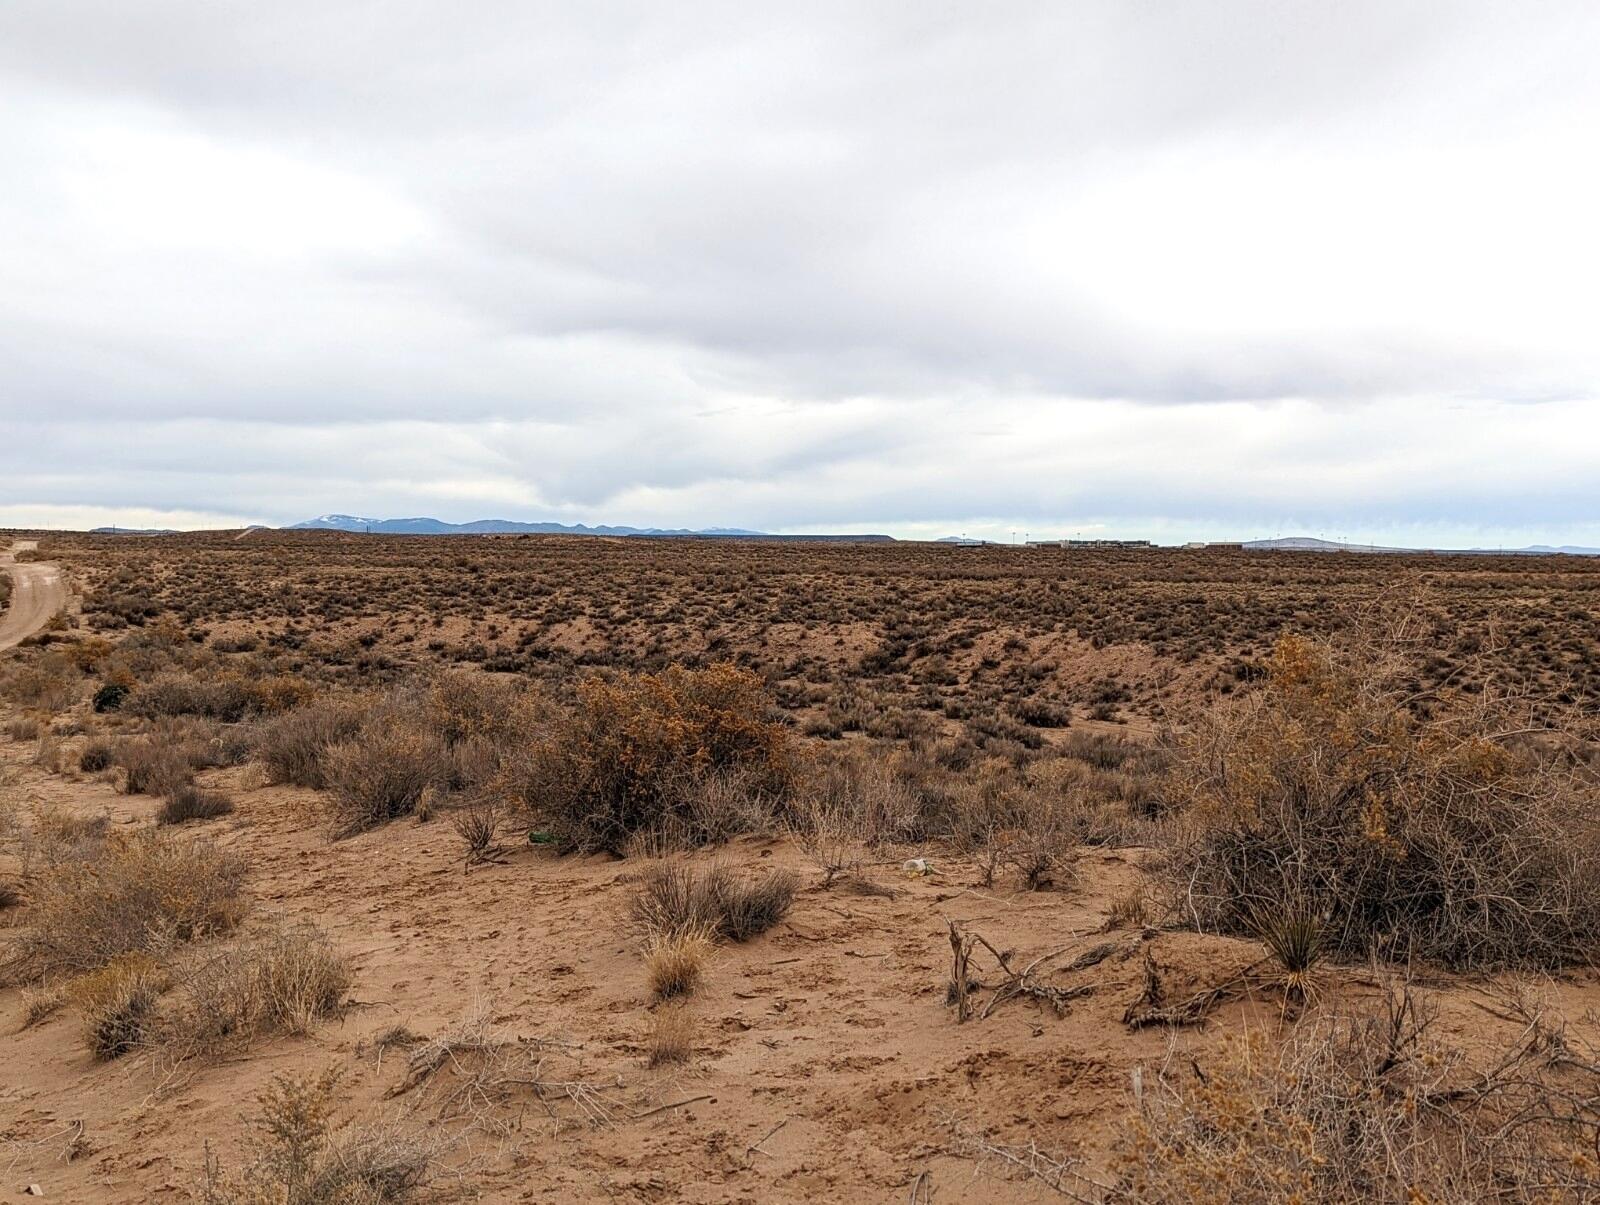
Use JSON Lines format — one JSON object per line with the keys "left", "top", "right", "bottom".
{"left": 3, "top": 530, "right": 1600, "bottom": 1202}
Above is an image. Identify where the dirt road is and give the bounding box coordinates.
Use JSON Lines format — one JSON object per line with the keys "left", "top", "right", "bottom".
{"left": 0, "top": 540, "right": 67, "bottom": 651}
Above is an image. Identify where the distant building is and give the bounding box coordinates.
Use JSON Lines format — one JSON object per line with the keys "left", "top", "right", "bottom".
{"left": 1026, "top": 538, "right": 1154, "bottom": 549}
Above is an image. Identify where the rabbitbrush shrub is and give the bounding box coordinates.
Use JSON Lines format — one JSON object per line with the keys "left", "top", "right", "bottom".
{"left": 1168, "top": 630, "right": 1600, "bottom": 969}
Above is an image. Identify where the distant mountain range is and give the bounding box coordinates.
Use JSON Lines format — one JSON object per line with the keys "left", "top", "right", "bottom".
{"left": 1243, "top": 537, "right": 1600, "bottom": 556}
{"left": 87, "top": 519, "right": 1597, "bottom": 554}
{"left": 289, "top": 514, "right": 765, "bottom": 537}
{"left": 286, "top": 515, "right": 893, "bottom": 541}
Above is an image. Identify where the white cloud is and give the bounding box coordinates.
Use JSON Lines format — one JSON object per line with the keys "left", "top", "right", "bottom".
{"left": 0, "top": 1, "right": 1597, "bottom": 540}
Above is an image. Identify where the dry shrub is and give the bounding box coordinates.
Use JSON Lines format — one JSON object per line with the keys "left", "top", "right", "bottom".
{"left": 802, "top": 751, "right": 923, "bottom": 846}
{"left": 1168, "top": 629, "right": 1600, "bottom": 969}
{"left": 68, "top": 954, "right": 167, "bottom": 1060}
{"left": 631, "top": 861, "right": 797, "bottom": 942}
{"left": 448, "top": 798, "right": 504, "bottom": 867}
{"left": 324, "top": 718, "right": 447, "bottom": 834}
{"left": 127, "top": 673, "right": 258, "bottom": 722}
{"left": 9, "top": 828, "right": 247, "bottom": 980}
{"left": 502, "top": 663, "right": 792, "bottom": 854}
{"left": 199, "top": 1067, "right": 432, "bottom": 1204}
{"left": 787, "top": 793, "right": 864, "bottom": 885}
{"left": 6, "top": 714, "right": 41, "bottom": 741}
{"left": 646, "top": 1003, "right": 695, "bottom": 1067}
{"left": 118, "top": 731, "right": 197, "bottom": 796}
{"left": 78, "top": 737, "right": 115, "bottom": 772}
{"left": 424, "top": 672, "right": 524, "bottom": 747}
{"left": 1120, "top": 987, "right": 1600, "bottom": 1204}
{"left": 158, "top": 785, "right": 236, "bottom": 825}
{"left": 1, "top": 656, "right": 79, "bottom": 711}
{"left": 1107, "top": 886, "right": 1155, "bottom": 929}
{"left": 643, "top": 926, "right": 714, "bottom": 999}
{"left": 253, "top": 694, "right": 368, "bottom": 789}
{"left": 164, "top": 923, "right": 350, "bottom": 1056}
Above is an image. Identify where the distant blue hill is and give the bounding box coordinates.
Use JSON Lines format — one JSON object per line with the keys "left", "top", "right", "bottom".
{"left": 1244, "top": 536, "right": 1600, "bottom": 556}
{"left": 286, "top": 515, "right": 893, "bottom": 541}
{"left": 288, "top": 514, "right": 765, "bottom": 537}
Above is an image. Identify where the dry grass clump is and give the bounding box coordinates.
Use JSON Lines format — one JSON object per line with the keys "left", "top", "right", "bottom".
{"left": 252, "top": 693, "right": 368, "bottom": 789}
{"left": 631, "top": 861, "right": 798, "bottom": 943}
{"left": 20, "top": 980, "right": 67, "bottom": 1028}
{"left": 68, "top": 954, "right": 168, "bottom": 1060}
{"left": 199, "top": 1067, "right": 432, "bottom": 1204}
{"left": 643, "top": 926, "right": 715, "bottom": 1000}
{"left": 1168, "top": 629, "right": 1600, "bottom": 969}
{"left": 8, "top": 828, "right": 247, "bottom": 980}
{"left": 502, "top": 663, "right": 793, "bottom": 854}
{"left": 163, "top": 923, "right": 350, "bottom": 1056}
{"left": 1120, "top": 987, "right": 1600, "bottom": 1203}
{"left": 6, "top": 714, "right": 42, "bottom": 741}
{"left": 158, "top": 785, "right": 237, "bottom": 825}
{"left": 645, "top": 1003, "right": 695, "bottom": 1067}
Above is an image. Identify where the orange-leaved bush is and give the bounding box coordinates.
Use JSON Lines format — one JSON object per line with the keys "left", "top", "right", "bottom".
{"left": 502, "top": 663, "right": 793, "bottom": 853}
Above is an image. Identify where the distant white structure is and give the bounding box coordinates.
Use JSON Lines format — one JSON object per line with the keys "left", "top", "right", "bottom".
{"left": 1026, "top": 538, "right": 1154, "bottom": 549}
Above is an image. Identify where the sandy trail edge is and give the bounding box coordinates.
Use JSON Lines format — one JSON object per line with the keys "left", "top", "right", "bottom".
{"left": 0, "top": 540, "right": 67, "bottom": 651}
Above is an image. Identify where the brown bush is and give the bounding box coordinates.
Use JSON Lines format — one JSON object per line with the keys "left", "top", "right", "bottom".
{"left": 68, "top": 954, "right": 167, "bottom": 1060}
{"left": 323, "top": 720, "right": 447, "bottom": 834}
{"left": 502, "top": 663, "right": 793, "bottom": 854}
{"left": 1167, "top": 631, "right": 1600, "bottom": 969}
{"left": 126, "top": 673, "right": 258, "bottom": 722}
{"left": 253, "top": 694, "right": 369, "bottom": 789}
{"left": 8, "top": 829, "right": 247, "bottom": 980}
{"left": 117, "top": 731, "right": 197, "bottom": 796}
{"left": 78, "top": 737, "right": 116, "bottom": 772}
{"left": 158, "top": 785, "right": 236, "bottom": 825}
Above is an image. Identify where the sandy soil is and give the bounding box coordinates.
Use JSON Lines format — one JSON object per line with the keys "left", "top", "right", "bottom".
{"left": 0, "top": 542, "right": 67, "bottom": 652}
{"left": 4, "top": 728, "right": 1597, "bottom": 1202}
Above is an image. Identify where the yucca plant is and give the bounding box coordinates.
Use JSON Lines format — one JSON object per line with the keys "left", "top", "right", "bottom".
{"left": 1248, "top": 897, "right": 1326, "bottom": 1000}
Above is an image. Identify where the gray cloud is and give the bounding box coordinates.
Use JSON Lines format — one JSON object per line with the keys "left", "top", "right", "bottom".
{"left": 1, "top": 2, "right": 1598, "bottom": 541}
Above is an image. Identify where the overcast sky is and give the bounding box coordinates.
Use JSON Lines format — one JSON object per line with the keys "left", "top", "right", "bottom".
{"left": 2, "top": 2, "right": 1598, "bottom": 544}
